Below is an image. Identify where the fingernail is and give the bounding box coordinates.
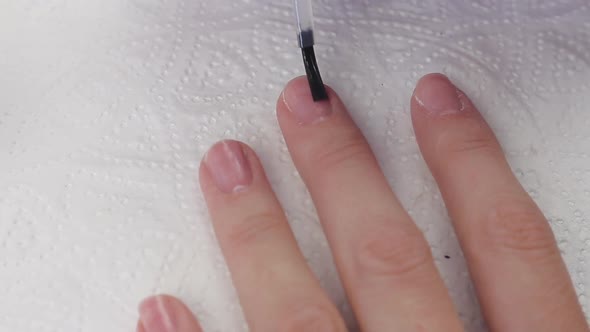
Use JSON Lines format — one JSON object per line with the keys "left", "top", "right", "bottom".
{"left": 283, "top": 78, "right": 332, "bottom": 125}
{"left": 139, "top": 296, "right": 177, "bottom": 332}
{"left": 204, "top": 140, "right": 253, "bottom": 193}
{"left": 413, "top": 74, "right": 465, "bottom": 116}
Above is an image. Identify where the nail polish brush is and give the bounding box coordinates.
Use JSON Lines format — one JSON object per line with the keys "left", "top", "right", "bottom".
{"left": 293, "top": 0, "right": 328, "bottom": 101}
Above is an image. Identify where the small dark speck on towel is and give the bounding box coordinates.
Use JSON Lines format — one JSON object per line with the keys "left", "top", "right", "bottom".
{"left": 444, "top": 255, "right": 450, "bottom": 259}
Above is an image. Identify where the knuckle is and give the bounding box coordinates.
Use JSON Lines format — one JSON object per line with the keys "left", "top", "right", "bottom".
{"left": 225, "top": 212, "right": 284, "bottom": 250}
{"left": 479, "top": 199, "right": 556, "bottom": 256}
{"left": 436, "top": 118, "right": 498, "bottom": 157}
{"left": 354, "top": 224, "right": 432, "bottom": 280}
{"left": 311, "top": 129, "right": 373, "bottom": 171}
{"left": 279, "top": 303, "right": 344, "bottom": 332}
{"left": 449, "top": 135, "right": 497, "bottom": 155}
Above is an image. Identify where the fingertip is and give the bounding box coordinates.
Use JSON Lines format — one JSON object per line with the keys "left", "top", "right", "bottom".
{"left": 138, "top": 294, "right": 175, "bottom": 318}
{"left": 413, "top": 73, "right": 453, "bottom": 98}
{"left": 281, "top": 76, "right": 337, "bottom": 103}
{"left": 416, "top": 73, "right": 451, "bottom": 86}
{"left": 277, "top": 76, "right": 343, "bottom": 126}
{"left": 199, "top": 139, "right": 254, "bottom": 193}
{"left": 201, "top": 140, "right": 252, "bottom": 165}
{"left": 136, "top": 320, "right": 146, "bottom": 332}
{"left": 138, "top": 295, "right": 203, "bottom": 332}
{"left": 411, "top": 73, "right": 469, "bottom": 120}
{"left": 283, "top": 75, "right": 315, "bottom": 99}
{"left": 276, "top": 76, "right": 304, "bottom": 110}
{"left": 285, "top": 75, "right": 311, "bottom": 89}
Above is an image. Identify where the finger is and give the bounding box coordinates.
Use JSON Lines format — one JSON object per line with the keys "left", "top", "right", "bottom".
{"left": 199, "top": 140, "right": 347, "bottom": 332}
{"left": 138, "top": 295, "right": 202, "bottom": 332}
{"left": 411, "top": 73, "right": 588, "bottom": 331}
{"left": 277, "top": 77, "right": 464, "bottom": 332}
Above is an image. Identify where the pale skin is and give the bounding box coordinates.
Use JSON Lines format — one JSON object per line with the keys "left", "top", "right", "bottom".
{"left": 136, "top": 74, "right": 590, "bottom": 332}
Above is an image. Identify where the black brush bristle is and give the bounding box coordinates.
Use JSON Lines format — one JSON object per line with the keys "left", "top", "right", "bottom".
{"left": 301, "top": 46, "right": 328, "bottom": 101}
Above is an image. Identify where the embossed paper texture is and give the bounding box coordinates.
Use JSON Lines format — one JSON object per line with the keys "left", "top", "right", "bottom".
{"left": 1, "top": 1, "right": 589, "bottom": 331}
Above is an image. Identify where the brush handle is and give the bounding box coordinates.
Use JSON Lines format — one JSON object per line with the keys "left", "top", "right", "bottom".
{"left": 293, "top": 0, "right": 315, "bottom": 48}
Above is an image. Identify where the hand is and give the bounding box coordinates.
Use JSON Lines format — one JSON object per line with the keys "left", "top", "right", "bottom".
{"left": 136, "top": 74, "right": 589, "bottom": 332}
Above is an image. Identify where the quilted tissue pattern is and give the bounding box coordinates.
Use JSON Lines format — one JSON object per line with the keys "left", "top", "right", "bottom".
{"left": 1, "top": 1, "right": 589, "bottom": 331}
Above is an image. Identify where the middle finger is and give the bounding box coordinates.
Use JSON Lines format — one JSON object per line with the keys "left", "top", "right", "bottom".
{"left": 277, "top": 77, "right": 464, "bottom": 332}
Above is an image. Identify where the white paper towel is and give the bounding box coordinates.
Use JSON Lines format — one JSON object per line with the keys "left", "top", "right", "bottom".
{"left": 1, "top": 1, "right": 589, "bottom": 331}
